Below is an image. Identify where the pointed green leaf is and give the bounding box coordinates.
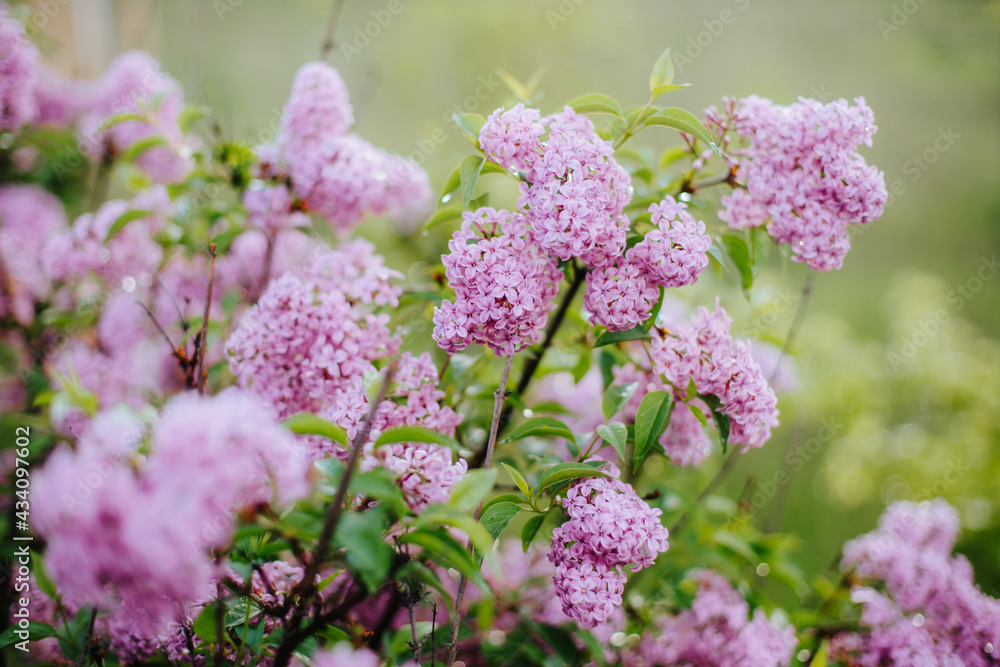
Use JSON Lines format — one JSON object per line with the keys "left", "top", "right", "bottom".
{"left": 503, "top": 416, "right": 575, "bottom": 444}
{"left": 374, "top": 425, "right": 463, "bottom": 453}
{"left": 521, "top": 513, "right": 545, "bottom": 552}
{"left": 568, "top": 93, "right": 623, "bottom": 120}
{"left": 633, "top": 390, "right": 673, "bottom": 470}
{"left": 643, "top": 108, "right": 717, "bottom": 150}
{"left": 121, "top": 135, "right": 168, "bottom": 162}
{"left": 460, "top": 155, "right": 486, "bottom": 208}
{"left": 439, "top": 165, "right": 462, "bottom": 200}
{"left": 719, "top": 234, "right": 753, "bottom": 298}
{"left": 480, "top": 502, "right": 523, "bottom": 541}
{"left": 401, "top": 527, "right": 491, "bottom": 595}
{"left": 418, "top": 507, "right": 495, "bottom": 556}
{"left": 594, "top": 325, "right": 651, "bottom": 348}
{"left": 500, "top": 462, "right": 531, "bottom": 497}
{"left": 424, "top": 206, "right": 464, "bottom": 231}
{"left": 596, "top": 421, "right": 628, "bottom": 464}
{"left": 105, "top": 209, "right": 151, "bottom": 242}
{"left": 699, "top": 393, "right": 731, "bottom": 453}
{"left": 534, "top": 462, "right": 610, "bottom": 501}
{"left": 649, "top": 48, "right": 675, "bottom": 93}
{"left": 447, "top": 468, "right": 497, "bottom": 511}
{"left": 453, "top": 113, "right": 486, "bottom": 144}
{"left": 602, "top": 382, "right": 638, "bottom": 420}
{"left": 282, "top": 413, "right": 348, "bottom": 445}
{"left": 179, "top": 104, "right": 210, "bottom": 134}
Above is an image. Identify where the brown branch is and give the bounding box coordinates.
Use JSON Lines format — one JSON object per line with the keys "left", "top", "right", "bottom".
{"left": 319, "top": 0, "right": 347, "bottom": 59}
{"left": 196, "top": 244, "right": 218, "bottom": 395}
{"left": 272, "top": 364, "right": 396, "bottom": 667}
{"left": 446, "top": 354, "right": 514, "bottom": 666}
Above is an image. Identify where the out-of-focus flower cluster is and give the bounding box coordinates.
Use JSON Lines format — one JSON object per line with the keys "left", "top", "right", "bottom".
{"left": 626, "top": 570, "right": 796, "bottom": 667}
{"left": 833, "top": 500, "right": 1000, "bottom": 666}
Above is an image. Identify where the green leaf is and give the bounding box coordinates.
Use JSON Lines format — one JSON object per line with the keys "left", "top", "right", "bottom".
{"left": 349, "top": 469, "right": 407, "bottom": 506}
{"left": 418, "top": 507, "right": 495, "bottom": 557}
{"left": 521, "top": 513, "right": 545, "bottom": 552}
{"left": 533, "top": 462, "right": 610, "bottom": 501}
{"left": 439, "top": 165, "right": 461, "bottom": 200}
{"left": 699, "top": 393, "right": 731, "bottom": 453}
{"left": 105, "top": 208, "right": 151, "bottom": 242}
{"left": 594, "top": 325, "right": 651, "bottom": 348}
{"left": 720, "top": 234, "right": 753, "bottom": 298}
{"left": 424, "top": 206, "right": 464, "bottom": 231}
{"left": 192, "top": 604, "right": 220, "bottom": 643}
{"left": 649, "top": 48, "right": 690, "bottom": 99}
{"left": 503, "top": 416, "right": 575, "bottom": 444}
{"left": 453, "top": 113, "right": 486, "bottom": 143}
{"left": 483, "top": 492, "right": 529, "bottom": 511}
{"left": 31, "top": 552, "right": 57, "bottom": 598}
{"left": 317, "top": 569, "right": 345, "bottom": 593}
{"left": 179, "top": 104, "right": 209, "bottom": 134}
{"left": 596, "top": 421, "right": 628, "bottom": 464}
{"left": 602, "top": 382, "right": 637, "bottom": 420}
{"left": 480, "top": 502, "right": 523, "bottom": 540}
{"left": 0, "top": 622, "right": 56, "bottom": 649}
{"left": 447, "top": 468, "right": 498, "bottom": 510}
{"left": 282, "top": 413, "right": 348, "bottom": 445}
{"left": 335, "top": 507, "right": 392, "bottom": 591}
{"left": 568, "top": 93, "right": 623, "bottom": 120}
{"left": 633, "top": 391, "right": 674, "bottom": 470}
{"left": 401, "top": 527, "right": 491, "bottom": 595}
{"left": 121, "top": 135, "right": 168, "bottom": 162}
{"left": 467, "top": 192, "right": 490, "bottom": 210}
{"left": 500, "top": 462, "right": 531, "bottom": 497}
{"left": 645, "top": 286, "right": 667, "bottom": 332}
{"left": 643, "top": 108, "right": 717, "bottom": 150}
{"left": 460, "top": 155, "right": 486, "bottom": 208}
{"left": 97, "top": 112, "right": 147, "bottom": 131}
{"left": 749, "top": 226, "right": 770, "bottom": 279}
{"left": 572, "top": 350, "right": 592, "bottom": 384}
{"left": 375, "top": 425, "right": 462, "bottom": 453}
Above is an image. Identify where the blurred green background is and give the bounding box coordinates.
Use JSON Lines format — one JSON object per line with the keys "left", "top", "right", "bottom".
{"left": 29, "top": 0, "right": 1000, "bottom": 598}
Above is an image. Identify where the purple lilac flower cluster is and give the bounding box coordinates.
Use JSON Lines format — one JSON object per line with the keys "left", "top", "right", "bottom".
{"left": 326, "top": 352, "right": 465, "bottom": 511}
{"left": 272, "top": 62, "right": 431, "bottom": 235}
{"left": 710, "top": 95, "right": 887, "bottom": 271}
{"left": 225, "top": 240, "right": 402, "bottom": 419}
{"left": 832, "top": 500, "right": 1000, "bottom": 666}
{"left": 584, "top": 195, "right": 712, "bottom": 332}
{"left": 627, "top": 570, "right": 796, "bottom": 667}
{"left": 432, "top": 207, "right": 563, "bottom": 356}
{"left": 32, "top": 390, "right": 311, "bottom": 633}
{"left": 649, "top": 301, "right": 779, "bottom": 450}
{"left": 549, "top": 467, "right": 669, "bottom": 627}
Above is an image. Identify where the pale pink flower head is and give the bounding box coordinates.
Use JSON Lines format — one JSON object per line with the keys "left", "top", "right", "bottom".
{"left": 0, "top": 6, "right": 39, "bottom": 132}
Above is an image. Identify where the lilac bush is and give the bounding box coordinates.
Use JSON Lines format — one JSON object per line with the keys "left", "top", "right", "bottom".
{"left": 1, "top": 7, "right": 997, "bottom": 667}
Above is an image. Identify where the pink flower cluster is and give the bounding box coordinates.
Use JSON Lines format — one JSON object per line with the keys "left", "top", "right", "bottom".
{"left": 326, "top": 352, "right": 465, "bottom": 511}
{"left": 713, "top": 95, "right": 887, "bottom": 271}
{"left": 584, "top": 196, "right": 711, "bottom": 332}
{"left": 0, "top": 184, "right": 67, "bottom": 325}
{"left": 276, "top": 62, "right": 431, "bottom": 234}
{"left": 0, "top": 7, "right": 39, "bottom": 132}
{"left": 629, "top": 570, "right": 796, "bottom": 667}
{"left": 432, "top": 207, "right": 563, "bottom": 356}
{"left": 549, "top": 467, "right": 669, "bottom": 627}
{"left": 33, "top": 390, "right": 311, "bottom": 631}
{"left": 650, "top": 302, "right": 779, "bottom": 450}
{"left": 481, "top": 105, "right": 631, "bottom": 269}
{"left": 833, "top": 499, "right": 1000, "bottom": 666}
{"left": 226, "top": 241, "right": 402, "bottom": 419}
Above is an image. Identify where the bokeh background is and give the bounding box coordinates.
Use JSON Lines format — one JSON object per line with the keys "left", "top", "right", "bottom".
{"left": 23, "top": 0, "right": 1000, "bottom": 599}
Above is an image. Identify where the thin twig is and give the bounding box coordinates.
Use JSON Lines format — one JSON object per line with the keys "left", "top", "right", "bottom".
{"left": 196, "top": 244, "right": 218, "bottom": 395}
{"left": 769, "top": 273, "right": 814, "bottom": 386}
{"left": 478, "top": 263, "right": 586, "bottom": 467}
{"left": 430, "top": 603, "right": 437, "bottom": 667}
{"left": 319, "top": 0, "right": 347, "bottom": 59}
{"left": 447, "top": 354, "right": 514, "bottom": 666}
{"left": 271, "top": 365, "right": 396, "bottom": 667}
